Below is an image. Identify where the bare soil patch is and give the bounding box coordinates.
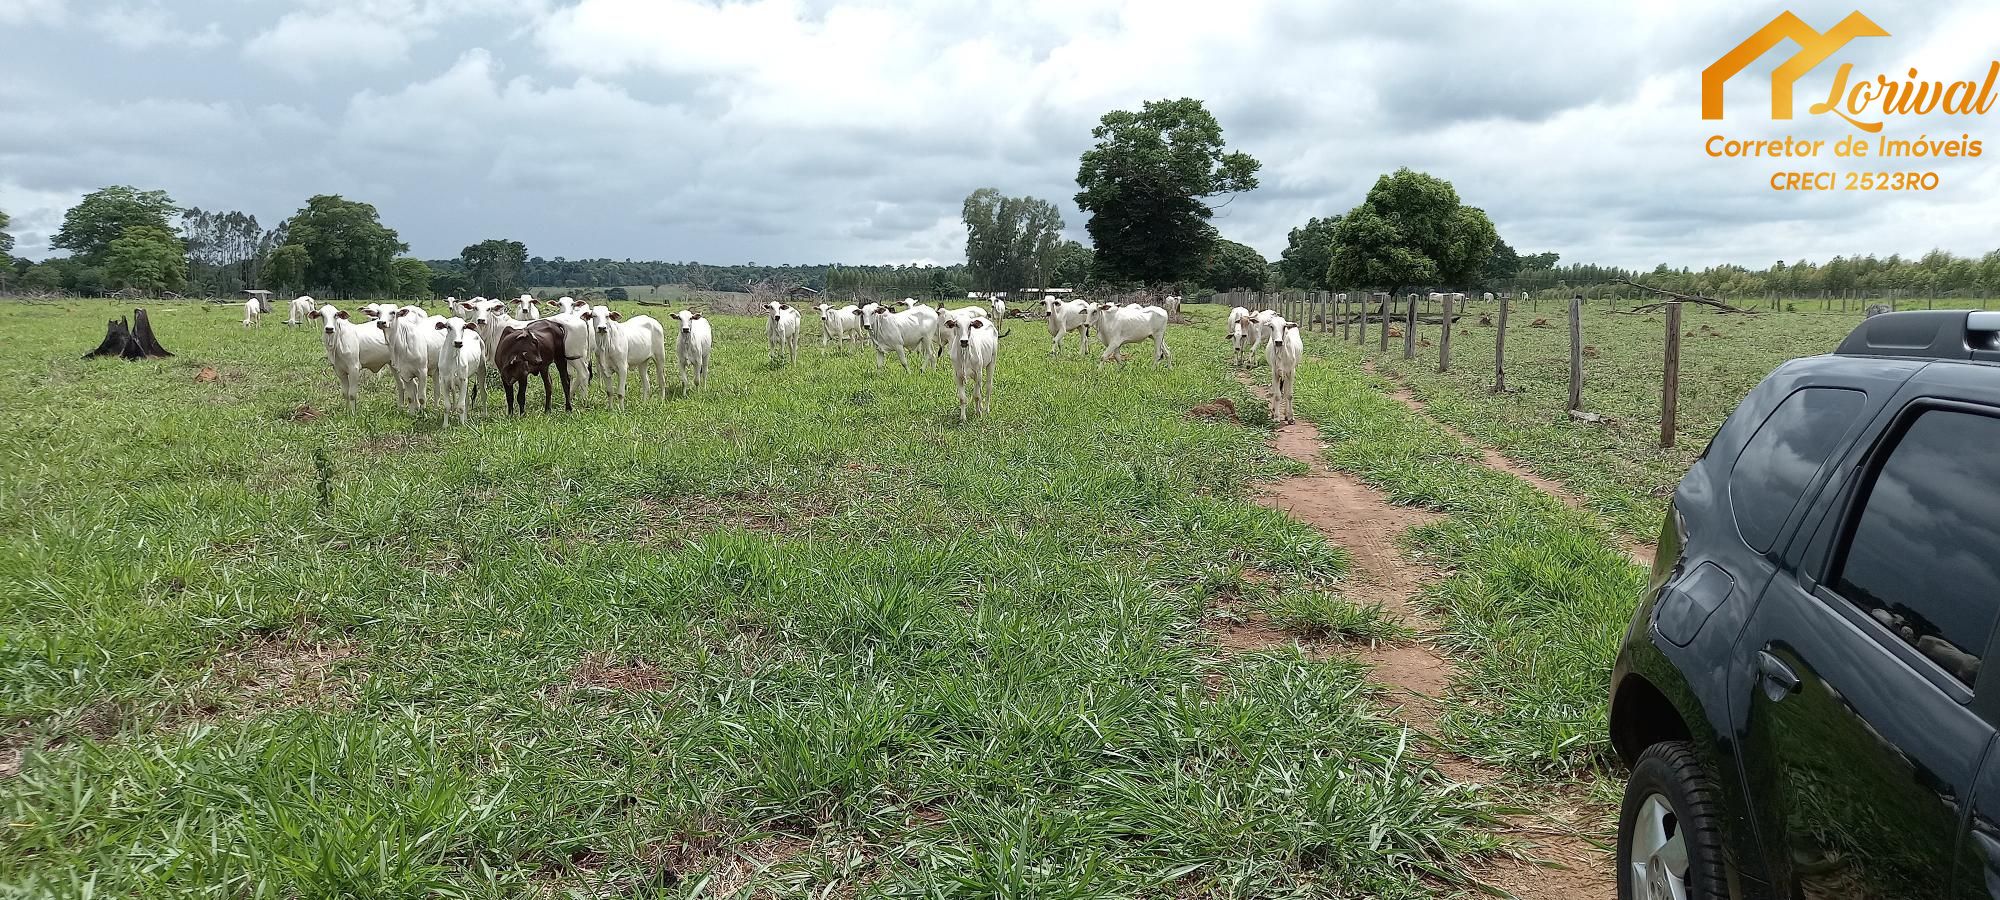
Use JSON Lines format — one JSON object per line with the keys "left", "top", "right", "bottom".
{"left": 1189, "top": 397, "right": 1239, "bottom": 422}
{"left": 203, "top": 635, "right": 358, "bottom": 712}
{"left": 571, "top": 653, "right": 672, "bottom": 694}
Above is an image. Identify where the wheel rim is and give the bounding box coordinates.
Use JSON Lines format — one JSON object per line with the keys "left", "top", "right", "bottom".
{"left": 1630, "top": 793, "right": 1690, "bottom": 900}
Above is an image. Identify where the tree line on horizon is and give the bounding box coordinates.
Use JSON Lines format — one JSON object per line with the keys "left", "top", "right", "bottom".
{"left": 5, "top": 103, "right": 1997, "bottom": 303}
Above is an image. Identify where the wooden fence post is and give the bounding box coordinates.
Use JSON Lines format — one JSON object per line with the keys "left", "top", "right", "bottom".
{"left": 1568, "top": 296, "right": 1584, "bottom": 413}
{"left": 1662, "top": 301, "right": 1682, "bottom": 448}
{"left": 1493, "top": 294, "right": 1509, "bottom": 392}
{"left": 1403, "top": 293, "right": 1417, "bottom": 359}
{"left": 1358, "top": 293, "right": 1368, "bottom": 344}
{"left": 1341, "top": 294, "right": 1350, "bottom": 339}
{"left": 1439, "top": 293, "right": 1453, "bottom": 372}
{"left": 1378, "top": 293, "right": 1390, "bottom": 352}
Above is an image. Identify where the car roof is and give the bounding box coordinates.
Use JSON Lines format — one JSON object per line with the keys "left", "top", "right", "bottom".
{"left": 1836, "top": 310, "right": 2000, "bottom": 363}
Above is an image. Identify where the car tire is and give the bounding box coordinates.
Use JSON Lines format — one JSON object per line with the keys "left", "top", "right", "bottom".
{"left": 1618, "top": 740, "right": 1731, "bottom": 900}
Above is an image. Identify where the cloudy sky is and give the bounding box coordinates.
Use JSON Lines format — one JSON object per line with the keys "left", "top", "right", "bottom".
{"left": 2, "top": 0, "right": 1997, "bottom": 270}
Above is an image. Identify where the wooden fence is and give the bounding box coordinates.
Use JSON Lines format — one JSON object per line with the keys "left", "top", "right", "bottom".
{"left": 1213, "top": 289, "right": 1694, "bottom": 449}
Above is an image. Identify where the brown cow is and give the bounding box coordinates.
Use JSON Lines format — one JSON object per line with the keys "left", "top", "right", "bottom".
{"left": 494, "top": 320, "right": 574, "bottom": 415}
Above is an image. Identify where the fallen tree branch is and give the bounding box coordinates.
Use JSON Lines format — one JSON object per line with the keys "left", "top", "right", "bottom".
{"left": 1613, "top": 280, "right": 1758, "bottom": 314}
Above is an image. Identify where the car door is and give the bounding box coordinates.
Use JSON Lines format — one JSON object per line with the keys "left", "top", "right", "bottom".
{"left": 1734, "top": 398, "right": 2000, "bottom": 899}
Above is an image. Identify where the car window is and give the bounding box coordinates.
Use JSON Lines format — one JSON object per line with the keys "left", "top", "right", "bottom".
{"left": 1832, "top": 408, "right": 2000, "bottom": 688}
{"left": 1729, "top": 388, "right": 1867, "bottom": 552}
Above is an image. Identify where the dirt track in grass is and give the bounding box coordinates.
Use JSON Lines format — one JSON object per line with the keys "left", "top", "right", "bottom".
{"left": 1233, "top": 373, "right": 1615, "bottom": 900}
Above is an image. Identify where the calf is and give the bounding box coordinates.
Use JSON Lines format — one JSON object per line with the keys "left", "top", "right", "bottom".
{"left": 815, "top": 303, "right": 863, "bottom": 349}
{"left": 310, "top": 304, "right": 392, "bottom": 413}
{"left": 1265, "top": 317, "right": 1303, "bottom": 424}
{"left": 241, "top": 297, "right": 262, "bottom": 328}
{"left": 1042, "top": 297, "right": 1092, "bottom": 355}
{"left": 582, "top": 308, "right": 668, "bottom": 407}
{"left": 1091, "top": 302, "right": 1171, "bottom": 364}
{"left": 286, "top": 295, "right": 314, "bottom": 326}
{"left": 494, "top": 321, "right": 573, "bottom": 415}
{"left": 932, "top": 305, "right": 989, "bottom": 362}
{"left": 860, "top": 302, "right": 940, "bottom": 372}
{"left": 990, "top": 297, "right": 1008, "bottom": 322}
{"left": 944, "top": 315, "right": 998, "bottom": 423}
{"left": 1245, "top": 309, "right": 1281, "bottom": 362}
{"left": 766, "top": 301, "right": 801, "bottom": 362}
{"left": 1228, "top": 306, "right": 1253, "bottom": 367}
{"left": 433, "top": 316, "right": 486, "bottom": 426}
{"left": 673, "top": 309, "right": 712, "bottom": 391}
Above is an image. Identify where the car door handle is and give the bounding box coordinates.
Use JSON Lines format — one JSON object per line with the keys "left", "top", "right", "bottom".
{"left": 1757, "top": 651, "right": 1802, "bottom": 698}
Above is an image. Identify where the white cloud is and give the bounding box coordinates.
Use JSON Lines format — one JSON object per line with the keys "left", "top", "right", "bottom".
{"left": 241, "top": 0, "right": 550, "bottom": 78}
{"left": 242, "top": 6, "right": 420, "bottom": 75}
{"left": 92, "top": 3, "right": 225, "bottom": 50}
{"left": 0, "top": 0, "right": 64, "bottom": 26}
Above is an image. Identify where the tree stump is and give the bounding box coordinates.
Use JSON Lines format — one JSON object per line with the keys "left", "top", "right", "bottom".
{"left": 84, "top": 308, "right": 174, "bottom": 359}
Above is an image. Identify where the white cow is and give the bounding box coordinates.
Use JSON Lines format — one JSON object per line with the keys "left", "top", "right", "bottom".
{"left": 933, "top": 305, "right": 989, "bottom": 362}
{"left": 310, "top": 304, "right": 391, "bottom": 414}
{"left": 943, "top": 315, "right": 998, "bottom": 423}
{"left": 860, "top": 302, "right": 940, "bottom": 372}
{"left": 544, "top": 301, "right": 593, "bottom": 403}
{"left": 815, "top": 303, "right": 863, "bottom": 349}
{"left": 241, "top": 298, "right": 262, "bottom": 328}
{"left": 673, "top": 310, "right": 712, "bottom": 392}
{"left": 1245, "top": 309, "right": 1281, "bottom": 362}
{"left": 766, "top": 301, "right": 801, "bottom": 363}
{"left": 286, "top": 295, "right": 314, "bottom": 326}
{"left": 1265, "top": 316, "right": 1303, "bottom": 424}
{"left": 581, "top": 308, "right": 667, "bottom": 408}
{"left": 1042, "top": 297, "right": 1093, "bottom": 355}
{"left": 385, "top": 305, "right": 447, "bottom": 414}
{"left": 1091, "top": 302, "right": 1171, "bottom": 364}
{"left": 515, "top": 295, "right": 541, "bottom": 321}
{"left": 433, "top": 316, "right": 486, "bottom": 426}
{"left": 1227, "top": 306, "right": 1255, "bottom": 367}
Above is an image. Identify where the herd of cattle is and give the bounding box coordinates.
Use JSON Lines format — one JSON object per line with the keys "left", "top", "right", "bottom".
{"left": 253, "top": 293, "right": 1204, "bottom": 425}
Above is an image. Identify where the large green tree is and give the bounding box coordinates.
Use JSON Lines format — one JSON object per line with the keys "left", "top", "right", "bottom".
{"left": 1202, "top": 237, "right": 1268, "bottom": 292}
{"left": 1325, "top": 168, "right": 1499, "bottom": 296}
{"left": 53, "top": 186, "right": 179, "bottom": 264}
{"left": 1052, "top": 240, "right": 1095, "bottom": 288}
{"left": 431, "top": 267, "right": 471, "bottom": 299}
{"left": 391, "top": 257, "right": 433, "bottom": 299}
{"left": 460, "top": 239, "right": 528, "bottom": 297}
{"left": 0, "top": 208, "right": 13, "bottom": 256}
{"left": 1483, "top": 238, "right": 1521, "bottom": 281}
{"left": 1276, "top": 215, "right": 1340, "bottom": 288}
{"left": 283, "top": 195, "right": 406, "bottom": 296}
{"left": 1520, "top": 251, "right": 1561, "bottom": 270}
{"left": 264, "top": 244, "right": 309, "bottom": 292}
{"left": 961, "top": 188, "right": 1065, "bottom": 290}
{"left": 1074, "top": 98, "right": 1260, "bottom": 286}
{"left": 103, "top": 225, "right": 187, "bottom": 294}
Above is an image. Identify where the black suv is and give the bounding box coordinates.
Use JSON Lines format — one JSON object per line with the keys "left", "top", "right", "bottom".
{"left": 1612, "top": 310, "right": 2000, "bottom": 900}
